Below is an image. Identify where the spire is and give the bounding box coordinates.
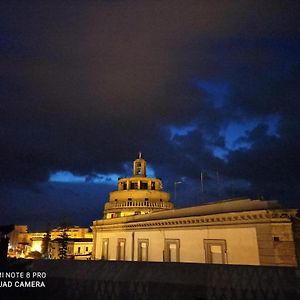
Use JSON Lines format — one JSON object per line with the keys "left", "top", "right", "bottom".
{"left": 138, "top": 151, "right": 142, "bottom": 159}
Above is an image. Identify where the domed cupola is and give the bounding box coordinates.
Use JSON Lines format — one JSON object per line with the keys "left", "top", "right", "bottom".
{"left": 103, "top": 153, "right": 174, "bottom": 219}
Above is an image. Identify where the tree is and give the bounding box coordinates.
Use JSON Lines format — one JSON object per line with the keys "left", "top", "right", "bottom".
{"left": 28, "top": 251, "right": 42, "bottom": 259}
{"left": 58, "top": 228, "right": 69, "bottom": 259}
{"left": 41, "top": 231, "right": 51, "bottom": 259}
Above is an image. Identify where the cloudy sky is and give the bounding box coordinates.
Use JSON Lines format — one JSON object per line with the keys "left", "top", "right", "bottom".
{"left": 1, "top": 1, "right": 299, "bottom": 230}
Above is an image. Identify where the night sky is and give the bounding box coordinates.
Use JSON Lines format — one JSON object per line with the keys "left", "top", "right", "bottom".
{"left": 1, "top": 2, "right": 299, "bottom": 231}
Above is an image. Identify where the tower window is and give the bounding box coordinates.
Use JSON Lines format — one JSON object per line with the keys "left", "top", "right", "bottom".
{"left": 141, "top": 181, "right": 148, "bottom": 189}
{"left": 136, "top": 162, "right": 142, "bottom": 175}
{"left": 130, "top": 182, "right": 138, "bottom": 189}
{"left": 145, "top": 198, "right": 149, "bottom": 201}
{"left": 151, "top": 181, "right": 155, "bottom": 190}
{"left": 128, "top": 198, "right": 132, "bottom": 201}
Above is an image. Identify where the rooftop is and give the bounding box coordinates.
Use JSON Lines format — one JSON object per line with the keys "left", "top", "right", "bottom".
{"left": 94, "top": 197, "right": 296, "bottom": 226}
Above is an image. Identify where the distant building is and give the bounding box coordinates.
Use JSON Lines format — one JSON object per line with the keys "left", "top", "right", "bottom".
{"left": 50, "top": 226, "right": 92, "bottom": 240}
{"left": 92, "top": 155, "right": 299, "bottom": 266}
{"left": 29, "top": 232, "right": 47, "bottom": 254}
{"left": 49, "top": 226, "right": 93, "bottom": 260}
{"left": 6, "top": 225, "right": 31, "bottom": 258}
{"left": 50, "top": 238, "right": 93, "bottom": 260}
{"left": 3, "top": 225, "right": 92, "bottom": 260}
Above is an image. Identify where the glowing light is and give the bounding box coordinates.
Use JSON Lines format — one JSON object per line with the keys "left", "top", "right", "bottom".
{"left": 31, "top": 242, "right": 42, "bottom": 253}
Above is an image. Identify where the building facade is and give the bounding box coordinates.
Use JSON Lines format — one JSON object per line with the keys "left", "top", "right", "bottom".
{"left": 93, "top": 156, "right": 299, "bottom": 266}
{"left": 50, "top": 238, "right": 93, "bottom": 260}
{"left": 4, "top": 225, "right": 93, "bottom": 259}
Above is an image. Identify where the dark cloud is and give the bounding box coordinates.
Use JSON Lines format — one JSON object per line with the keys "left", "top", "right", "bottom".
{"left": 0, "top": 1, "right": 299, "bottom": 228}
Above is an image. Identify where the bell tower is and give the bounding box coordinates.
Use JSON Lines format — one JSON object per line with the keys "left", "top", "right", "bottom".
{"left": 133, "top": 152, "right": 146, "bottom": 177}
{"left": 103, "top": 153, "right": 174, "bottom": 219}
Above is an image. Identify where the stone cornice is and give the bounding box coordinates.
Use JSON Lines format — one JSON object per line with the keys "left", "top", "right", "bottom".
{"left": 92, "top": 209, "right": 297, "bottom": 232}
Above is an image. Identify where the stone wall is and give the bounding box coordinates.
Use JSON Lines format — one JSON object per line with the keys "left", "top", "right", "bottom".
{"left": 256, "top": 223, "right": 297, "bottom": 266}
{"left": 1, "top": 260, "right": 299, "bottom": 300}
{"left": 293, "top": 218, "right": 300, "bottom": 265}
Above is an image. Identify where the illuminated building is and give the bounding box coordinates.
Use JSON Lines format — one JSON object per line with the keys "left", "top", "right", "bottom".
{"left": 50, "top": 226, "right": 92, "bottom": 240}
{"left": 49, "top": 226, "right": 93, "bottom": 260}
{"left": 30, "top": 232, "right": 46, "bottom": 253}
{"left": 4, "top": 225, "right": 93, "bottom": 259}
{"left": 92, "top": 155, "right": 299, "bottom": 266}
{"left": 103, "top": 153, "right": 174, "bottom": 219}
{"left": 6, "top": 225, "right": 31, "bottom": 258}
{"left": 50, "top": 238, "right": 93, "bottom": 260}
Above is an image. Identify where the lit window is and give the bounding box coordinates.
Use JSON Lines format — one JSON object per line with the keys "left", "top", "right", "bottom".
{"left": 102, "top": 239, "right": 109, "bottom": 260}
{"left": 117, "top": 239, "right": 126, "bottom": 261}
{"left": 138, "top": 239, "right": 149, "bottom": 262}
{"left": 204, "top": 239, "right": 227, "bottom": 264}
{"left": 164, "top": 239, "right": 180, "bottom": 262}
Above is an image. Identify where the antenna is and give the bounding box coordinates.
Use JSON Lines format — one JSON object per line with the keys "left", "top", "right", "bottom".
{"left": 200, "top": 171, "right": 204, "bottom": 194}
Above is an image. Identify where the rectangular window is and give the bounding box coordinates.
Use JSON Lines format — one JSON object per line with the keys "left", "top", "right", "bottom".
{"left": 151, "top": 181, "right": 155, "bottom": 190}
{"left": 85, "top": 246, "right": 89, "bottom": 252}
{"left": 117, "top": 239, "right": 126, "bottom": 261}
{"left": 130, "top": 182, "right": 138, "bottom": 189}
{"left": 78, "top": 247, "right": 81, "bottom": 253}
{"left": 164, "top": 239, "right": 180, "bottom": 262}
{"left": 101, "top": 239, "right": 109, "bottom": 260}
{"left": 138, "top": 239, "right": 149, "bottom": 262}
{"left": 140, "top": 182, "right": 148, "bottom": 189}
{"left": 204, "top": 239, "right": 227, "bottom": 264}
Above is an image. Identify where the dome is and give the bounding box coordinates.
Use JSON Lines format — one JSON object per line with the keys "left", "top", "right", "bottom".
{"left": 103, "top": 153, "right": 174, "bottom": 219}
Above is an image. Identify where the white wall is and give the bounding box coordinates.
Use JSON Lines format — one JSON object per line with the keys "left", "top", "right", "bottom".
{"left": 94, "top": 225, "right": 260, "bottom": 265}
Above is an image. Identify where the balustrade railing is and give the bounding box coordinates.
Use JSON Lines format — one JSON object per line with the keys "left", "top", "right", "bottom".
{"left": 105, "top": 201, "right": 173, "bottom": 209}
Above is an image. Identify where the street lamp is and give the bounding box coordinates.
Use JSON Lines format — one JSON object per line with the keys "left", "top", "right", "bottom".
{"left": 174, "top": 181, "right": 182, "bottom": 202}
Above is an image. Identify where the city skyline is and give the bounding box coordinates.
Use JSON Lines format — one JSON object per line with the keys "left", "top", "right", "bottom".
{"left": 1, "top": 1, "right": 299, "bottom": 230}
